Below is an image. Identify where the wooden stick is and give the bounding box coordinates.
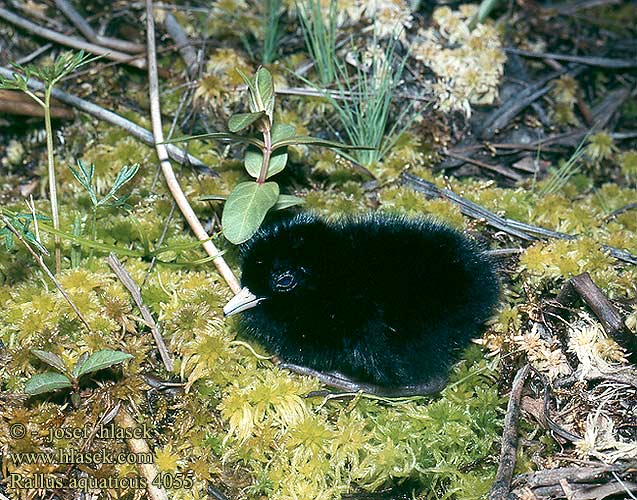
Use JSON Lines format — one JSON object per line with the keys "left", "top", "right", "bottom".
{"left": 54, "top": 0, "right": 145, "bottom": 54}
{"left": 488, "top": 364, "right": 530, "bottom": 500}
{"left": 114, "top": 407, "right": 169, "bottom": 500}
{"left": 401, "top": 172, "right": 637, "bottom": 265}
{"left": 0, "top": 7, "right": 147, "bottom": 70}
{"left": 106, "top": 253, "right": 173, "bottom": 372}
{"left": 555, "top": 272, "right": 636, "bottom": 360}
{"left": 144, "top": 0, "right": 241, "bottom": 294}
{"left": 0, "top": 90, "right": 74, "bottom": 119}
{"left": 164, "top": 12, "right": 198, "bottom": 77}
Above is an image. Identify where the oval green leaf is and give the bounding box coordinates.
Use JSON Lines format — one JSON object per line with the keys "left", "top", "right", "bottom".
{"left": 244, "top": 147, "right": 288, "bottom": 179}
{"left": 255, "top": 67, "right": 274, "bottom": 118}
{"left": 222, "top": 181, "right": 280, "bottom": 244}
{"left": 72, "top": 352, "right": 90, "bottom": 378}
{"left": 228, "top": 111, "right": 266, "bottom": 133}
{"left": 76, "top": 349, "right": 133, "bottom": 378}
{"left": 273, "top": 194, "right": 305, "bottom": 210}
{"left": 25, "top": 372, "right": 73, "bottom": 395}
{"left": 31, "top": 349, "right": 67, "bottom": 373}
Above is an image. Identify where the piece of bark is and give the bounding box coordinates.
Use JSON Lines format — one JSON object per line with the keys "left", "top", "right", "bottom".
{"left": 0, "top": 90, "right": 74, "bottom": 119}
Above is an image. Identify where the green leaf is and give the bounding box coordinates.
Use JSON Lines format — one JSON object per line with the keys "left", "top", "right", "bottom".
{"left": 222, "top": 182, "right": 280, "bottom": 244}
{"left": 244, "top": 124, "right": 295, "bottom": 179}
{"left": 273, "top": 194, "right": 305, "bottom": 210}
{"left": 236, "top": 68, "right": 260, "bottom": 114}
{"left": 0, "top": 227, "right": 14, "bottom": 251}
{"left": 228, "top": 111, "right": 266, "bottom": 133}
{"left": 75, "top": 349, "right": 133, "bottom": 378}
{"left": 161, "top": 132, "right": 264, "bottom": 149}
{"left": 255, "top": 67, "right": 275, "bottom": 119}
{"left": 25, "top": 372, "right": 73, "bottom": 395}
{"left": 198, "top": 194, "right": 228, "bottom": 202}
{"left": 31, "top": 350, "right": 67, "bottom": 373}
{"left": 271, "top": 135, "right": 375, "bottom": 151}
{"left": 69, "top": 159, "right": 97, "bottom": 206}
{"left": 245, "top": 147, "right": 288, "bottom": 179}
{"left": 98, "top": 163, "right": 139, "bottom": 208}
{"left": 72, "top": 352, "right": 90, "bottom": 379}
{"left": 272, "top": 123, "right": 296, "bottom": 143}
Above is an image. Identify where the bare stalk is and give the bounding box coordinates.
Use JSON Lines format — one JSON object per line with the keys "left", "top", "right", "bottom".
{"left": 145, "top": 0, "right": 241, "bottom": 294}
{"left": 44, "top": 86, "right": 62, "bottom": 273}
{"left": 257, "top": 127, "right": 272, "bottom": 184}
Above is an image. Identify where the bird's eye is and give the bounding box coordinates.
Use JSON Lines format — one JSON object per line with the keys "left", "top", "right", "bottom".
{"left": 273, "top": 271, "right": 297, "bottom": 292}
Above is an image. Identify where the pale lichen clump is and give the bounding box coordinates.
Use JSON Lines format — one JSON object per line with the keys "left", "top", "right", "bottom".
{"left": 575, "top": 412, "right": 637, "bottom": 463}
{"left": 195, "top": 48, "right": 254, "bottom": 115}
{"left": 568, "top": 322, "right": 626, "bottom": 380}
{"left": 412, "top": 5, "right": 506, "bottom": 116}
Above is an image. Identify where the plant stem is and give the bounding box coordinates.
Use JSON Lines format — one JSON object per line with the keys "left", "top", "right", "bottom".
{"left": 44, "top": 86, "right": 61, "bottom": 273}
{"left": 257, "top": 127, "right": 272, "bottom": 184}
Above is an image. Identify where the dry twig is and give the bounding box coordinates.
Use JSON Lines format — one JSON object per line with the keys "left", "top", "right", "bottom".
{"left": 54, "top": 0, "right": 145, "bottom": 53}
{"left": 488, "top": 364, "right": 530, "bottom": 500}
{"left": 114, "top": 407, "right": 169, "bottom": 500}
{"left": 401, "top": 172, "right": 637, "bottom": 265}
{"left": 554, "top": 272, "right": 636, "bottom": 359}
{"left": 107, "top": 253, "right": 173, "bottom": 372}
{"left": 0, "top": 7, "right": 147, "bottom": 69}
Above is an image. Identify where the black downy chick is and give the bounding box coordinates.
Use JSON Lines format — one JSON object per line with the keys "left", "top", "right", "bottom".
{"left": 224, "top": 213, "right": 500, "bottom": 396}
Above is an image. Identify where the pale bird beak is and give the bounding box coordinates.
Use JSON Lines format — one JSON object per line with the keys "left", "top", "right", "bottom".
{"left": 223, "top": 287, "right": 265, "bottom": 316}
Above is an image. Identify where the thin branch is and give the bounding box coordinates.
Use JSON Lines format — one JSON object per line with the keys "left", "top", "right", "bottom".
{"left": 279, "top": 362, "right": 447, "bottom": 397}
{"left": 505, "top": 47, "right": 637, "bottom": 69}
{"left": 554, "top": 272, "right": 636, "bottom": 360}
{"left": 0, "top": 7, "right": 147, "bottom": 69}
{"left": 145, "top": 0, "right": 241, "bottom": 294}
{"left": 107, "top": 254, "right": 173, "bottom": 372}
{"left": 488, "top": 364, "right": 530, "bottom": 500}
{"left": 401, "top": 172, "right": 637, "bottom": 265}
{"left": 0, "top": 215, "right": 92, "bottom": 332}
{"left": 54, "top": 0, "right": 145, "bottom": 53}
{"left": 445, "top": 151, "right": 523, "bottom": 181}
{"left": 114, "top": 407, "right": 169, "bottom": 500}
{"left": 164, "top": 12, "right": 198, "bottom": 77}
{"left": 0, "top": 66, "right": 209, "bottom": 170}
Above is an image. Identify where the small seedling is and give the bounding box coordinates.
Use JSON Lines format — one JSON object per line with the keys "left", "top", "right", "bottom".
{"left": 0, "top": 51, "right": 100, "bottom": 272}
{"left": 68, "top": 159, "right": 140, "bottom": 244}
{"left": 167, "top": 66, "right": 369, "bottom": 244}
{"left": 0, "top": 212, "right": 50, "bottom": 254}
{"left": 25, "top": 349, "right": 133, "bottom": 405}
